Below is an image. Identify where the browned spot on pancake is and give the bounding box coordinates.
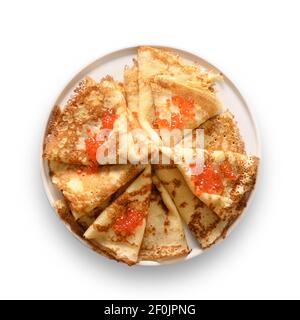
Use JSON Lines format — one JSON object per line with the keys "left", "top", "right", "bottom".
{"left": 159, "top": 200, "right": 169, "bottom": 215}
{"left": 199, "top": 111, "right": 246, "bottom": 154}
{"left": 160, "top": 179, "right": 170, "bottom": 185}
{"left": 180, "top": 202, "right": 188, "bottom": 208}
{"left": 155, "top": 189, "right": 169, "bottom": 213}
{"left": 189, "top": 212, "right": 217, "bottom": 241}
{"left": 188, "top": 213, "right": 204, "bottom": 239}
{"left": 45, "top": 105, "right": 61, "bottom": 136}
{"left": 164, "top": 216, "right": 170, "bottom": 234}
{"left": 187, "top": 205, "right": 224, "bottom": 248}
{"left": 144, "top": 173, "right": 152, "bottom": 178}
{"left": 218, "top": 155, "right": 259, "bottom": 219}
{"left": 194, "top": 201, "right": 204, "bottom": 209}
{"left": 128, "top": 184, "right": 152, "bottom": 197}
{"left": 93, "top": 224, "right": 110, "bottom": 233}
{"left": 235, "top": 192, "right": 250, "bottom": 211}
{"left": 173, "top": 179, "right": 181, "bottom": 188}
{"left": 115, "top": 196, "right": 131, "bottom": 208}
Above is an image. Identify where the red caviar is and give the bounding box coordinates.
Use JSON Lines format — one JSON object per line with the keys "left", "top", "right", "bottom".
{"left": 132, "top": 111, "right": 138, "bottom": 119}
{"left": 171, "top": 113, "right": 184, "bottom": 129}
{"left": 85, "top": 109, "right": 117, "bottom": 162}
{"left": 191, "top": 162, "right": 224, "bottom": 194}
{"left": 156, "top": 118, "right": 171, "bottom": 129}
{"left": 172, "top": 95, "right": 195, "bottom": 119}
{"left": 191, "top": 160, "right": 238, "bottom": 194}
{"left": 113, "top": 207, "right": 144, "bottom": 237}
{"left": 154, "top": 96, "right": 195, "bottom": 129}
{"left": 220, "top": 160, "right": 238, "bottom": 181}
{"left": 154, "top": 112, "right": 183, "bottom": 129}
{"left": 101, "top": 109, "right": 118, "bottom": 129}
{"left": 84, "top": 162, "right": 100, "bottom": 174}
{"left": 85, "top": 133, "right": 104, "bottom": 162}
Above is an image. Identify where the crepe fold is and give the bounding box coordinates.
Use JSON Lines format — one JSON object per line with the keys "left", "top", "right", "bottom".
{"left": 49, "top": 161, "right": 144, "bottom": 219}
{"left": 155, "top": 165, "right": 229, "bottom": 248}
{"left": 155, "top": 110, "right": 256, "bottom": 248}
{"left": 137, "top": 46, "right": 223, "bottom": 144}
{"left": 84, "top": 166, "right": 152, "bottom": 265}
{"left": 139, "top": 175, "right": 190, "bottom": 261}
{"left": 44, "top": 76, "right": 128, "bottom": 165}
{"left": 175, "top": 149, "right": 259, "bottom": 220}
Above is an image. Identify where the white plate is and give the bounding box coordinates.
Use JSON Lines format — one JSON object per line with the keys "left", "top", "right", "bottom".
{"left": 40, "top": 45, "right": 261, "bottom": 266}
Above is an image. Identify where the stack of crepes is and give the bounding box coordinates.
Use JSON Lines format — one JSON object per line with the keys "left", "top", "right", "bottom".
{"left": 43, "top": 46, "right": 259, "bottom": 265}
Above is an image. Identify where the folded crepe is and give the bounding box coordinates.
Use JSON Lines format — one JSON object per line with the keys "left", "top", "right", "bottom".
{"left": 155, "top": 165, "right": 229, "bottom": 248}
{"left": 150, "top": 75, "right": 221, "bottom": 131}
{"left": 155, "top": 111, "right": 252, "bottom": 247}
{"left": 124, "top": 60, "right": 139, "bottom": 116}
{"left": 137, "top": 46, "right": 222, "bottom": 144}
{"left": 123, "top": 61, "right": 158, "bottom": 163}
{"left": 173, "top": 149, "right": 259, "bottom": 220}
{"left": 44, "top": 76, "right": 128, "bottom": 166}
{"left": 198, "top": 111, "right": 246, "bottom": 154}
{"left": 49, "top": 161, "right": 144, "bottom": 219}
{"left": 139, "top": 175, "right": 190, "bottom": 261}
{"left": 84, "top": 166, "right": 152, "bottom": 265}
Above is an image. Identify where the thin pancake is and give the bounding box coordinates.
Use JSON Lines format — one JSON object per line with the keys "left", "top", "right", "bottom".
{"left": 176, "top": 149, "right": 259, "bottom": 220}
{"left": 198, "top": 111, "right": 246, "bottom": 154}
{"left": 154, "top": 111, "right": 249, "bottom": 248}
{"left": 123, "top": 61, "right": 158, "bottom": 164}
{"left": 137, "top": 46, "right": 222, "bottom": 144}
{"left": 139, "top": 176, "right": 190, "bottom": 261}
{"left": 150, "top": 75, "right": 221, "bottom": 131}
{"left": 44, "top": 76, "right": 128, "bottom": 165}
{"left": 155, "top": 165, "right": 228, "bottom": 248}
{"left": 84, "top": 166, "right": 152, "bottom": 266}
{"left": 124, "top": 60, "right": 139, "bottom": 115}
{"left": 49, "top": 161, "right": 144, "bottom": 219}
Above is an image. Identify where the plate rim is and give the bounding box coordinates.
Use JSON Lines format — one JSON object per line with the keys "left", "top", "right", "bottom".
{"left": 40, "top": 44, "right": 261, "bottom": 267}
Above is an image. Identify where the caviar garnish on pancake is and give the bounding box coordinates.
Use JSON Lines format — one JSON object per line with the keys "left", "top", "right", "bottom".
{"left": 44, "top": 77, "right": 127, "bottom": 166}
{"left": 49, "top": 161, "right": 144, "bottom": 219}
{"left": 176, "top": 149, "right": 259, "bottom": 220}
{"left": 84, "top": 166, "right": 152, "bottom": 265}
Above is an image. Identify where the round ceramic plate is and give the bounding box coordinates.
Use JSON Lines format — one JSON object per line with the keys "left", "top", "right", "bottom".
{"left": 40, "top": 46, "right": 261, "bottom": 266}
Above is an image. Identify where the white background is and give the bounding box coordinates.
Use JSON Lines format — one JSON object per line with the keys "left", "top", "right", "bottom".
{"left": 0, "top": 0, "right": 299, "bottom": 300}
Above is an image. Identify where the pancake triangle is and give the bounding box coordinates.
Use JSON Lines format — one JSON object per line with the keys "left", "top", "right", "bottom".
{"left": 122, "top": 61, "right": 158, "bottom": 164}
{"left": 155, "top": 111, "right": 252, "bottom": 248}
{"left": 84, "top": 165, "right": 152, "bottom": 265}
{"left": 198, "top": 111, "right": 245, "bottom": 154}
{"left": 137, "top": 46, "right": 222, "bottom": 144}
{"left": 139, "top": 175, "right": 190, "bottom": 261}
{"left": 44, "top": 76, "right": 128, "bottom": 166}
{"left": 150, "top": 75, "right": 221, "bottom": 131}
{"left": 49, "top": 161, "right": 144, "bottom": 220}
{"left": 155, "top": 165, "right": 229, "bottom": 248}
{"left": 166, "top": 148, "right": 259, "bottom": 220}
